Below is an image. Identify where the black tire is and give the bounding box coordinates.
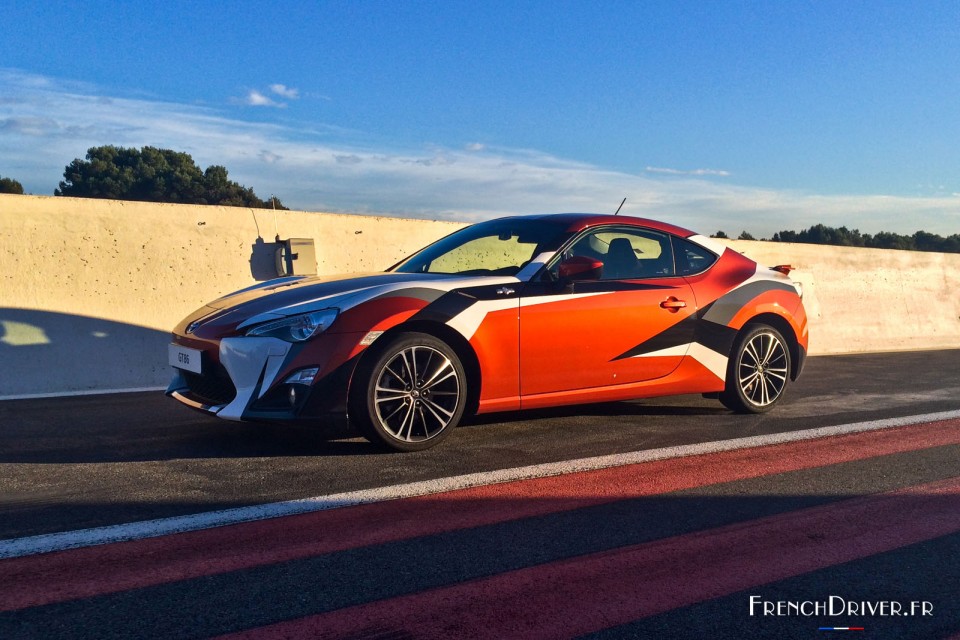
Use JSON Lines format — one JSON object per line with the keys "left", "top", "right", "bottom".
{"left": 350, "top": 332, "right": 467, "bottom": 452}
{"left": 719, "top": 324, "right": 791, "bottom": 414}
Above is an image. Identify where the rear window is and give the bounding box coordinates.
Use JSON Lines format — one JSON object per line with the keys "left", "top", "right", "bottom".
{"left": 673, "top": 237, "right": 718, "bottom": 276}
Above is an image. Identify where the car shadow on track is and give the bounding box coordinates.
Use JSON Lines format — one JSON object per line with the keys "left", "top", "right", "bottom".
{"left": 461, "top": 397, "right": 730, "bottom": 428}
{"left": 0, "top": 390, "right": 732, "bottom": 464}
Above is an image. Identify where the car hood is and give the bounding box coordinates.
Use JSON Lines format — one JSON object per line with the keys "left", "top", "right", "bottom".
{"left": 208, "top": 272, "right": 418, "bottom": 312}
{"left": 185, "top": 271, "right": 518, "bottom": 336}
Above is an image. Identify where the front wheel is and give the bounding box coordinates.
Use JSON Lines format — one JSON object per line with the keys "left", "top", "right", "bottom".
{"left": 350, "top": 332, "right": 467, "bottom": 452}
{"left": 720, "top": 324, "right": 791, "bottom": 413}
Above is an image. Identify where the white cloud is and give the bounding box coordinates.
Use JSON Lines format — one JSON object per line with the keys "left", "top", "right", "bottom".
{"left": 0, "top": 116, "right": 61, "bottom": 136}
{"left": 243, "top": 90, "right": 285, "bottom": 108}
{"left": 269, "top": 84, "right": 299, "bottom": 100}
{"left": 258, "top": 150, "right": 281, "bottom": 164}
{"left": 237, "top": 84, "right": 301, "bottom": 108}
{"left": 334, "top": 154, "right": 363, "bottom": 165}
{"left": 646, "top": 166, "right": 732, "bottom": 177}
{"left": 1, "top": 69, "right": 958, "bottom": 238}
{"left": 465, "top": 142, "right": 486, "bottom": 152}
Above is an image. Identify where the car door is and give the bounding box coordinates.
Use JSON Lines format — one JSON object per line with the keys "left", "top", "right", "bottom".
{"left": 518, "top": 226, "right": 696, "bottom": 399}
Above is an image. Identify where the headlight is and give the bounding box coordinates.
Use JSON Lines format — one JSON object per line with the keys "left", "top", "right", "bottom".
{"left": 244, "top": 309, "right": 339, "bottom": 342}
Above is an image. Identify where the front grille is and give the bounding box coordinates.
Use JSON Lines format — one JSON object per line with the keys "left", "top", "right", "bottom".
{"left": 183, "top": 367, "right": 237, "bottom": 406}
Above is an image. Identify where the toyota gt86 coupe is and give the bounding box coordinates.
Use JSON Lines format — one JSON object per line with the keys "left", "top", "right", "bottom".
{"left": 168, "top": 214, "right": 808, "bottom": 451}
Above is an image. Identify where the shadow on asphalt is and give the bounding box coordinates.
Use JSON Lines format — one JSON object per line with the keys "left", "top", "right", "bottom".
{"left": 462, "top": 398, "right": 729, "bottom": 427}
{"left": 4, "top": 349, "right": 960, "bottom": 467}
{"left": 0, "top": 389, "right": 735, "bottom": 465}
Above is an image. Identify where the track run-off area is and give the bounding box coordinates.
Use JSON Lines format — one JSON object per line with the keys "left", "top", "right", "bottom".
{"left": 1, "top": 350, "right": 959, "bottom": 638}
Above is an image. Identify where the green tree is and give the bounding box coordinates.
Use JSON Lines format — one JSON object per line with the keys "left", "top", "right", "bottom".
{"left": 867, "top": 231, "right": 914, "bottom": 251}
{"left": 711, "top": 230, "right": 729, "bottom": 239}
{"left": 55, "top": 145, "right": 287, "bottom": 209}
{"left": 771, "top": 223, "right": 959, "bottom": 254}
{"left": 913, "top": 230, "right": 943, "bottom": 252}
{"left": 0, "top": 174, "right": 25, "bottom": 194}
{"left": 941, "top": 235, "right": 960, "bottom": 253}
{"left": 737, "top": 230, "right": 756, "bottom": 240}
{"left": 771, "top": 229, "right": 797, "bottom": 243}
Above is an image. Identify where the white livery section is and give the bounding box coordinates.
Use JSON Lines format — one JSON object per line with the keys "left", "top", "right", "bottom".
{"left": 217, "top": 337, "right": 292, "bottom": 420}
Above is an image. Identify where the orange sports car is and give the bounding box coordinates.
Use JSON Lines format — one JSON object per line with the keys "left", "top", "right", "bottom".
{"left": 168, "top": 214, "right": 808, "bottom": 451}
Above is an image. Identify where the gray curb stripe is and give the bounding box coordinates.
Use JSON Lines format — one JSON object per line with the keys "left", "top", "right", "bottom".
{"left": 0, "top": 387, "right": 166, "bottom": 401}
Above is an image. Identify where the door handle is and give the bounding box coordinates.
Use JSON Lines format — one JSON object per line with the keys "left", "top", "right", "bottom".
{"left": 660, "top": 297, "right": 687, "bottom": 312}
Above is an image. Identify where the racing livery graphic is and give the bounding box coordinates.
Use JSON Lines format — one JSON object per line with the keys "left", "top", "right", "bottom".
{"left": 168, "top": 214, "right": 808, "bottom": 450}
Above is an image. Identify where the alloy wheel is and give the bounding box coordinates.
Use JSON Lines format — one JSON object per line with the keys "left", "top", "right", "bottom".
{"left": 737, "top": 330, "right": 789, "bottom": 407}
{"left": 373, "top": 345, "right": 462, "bottom": 443}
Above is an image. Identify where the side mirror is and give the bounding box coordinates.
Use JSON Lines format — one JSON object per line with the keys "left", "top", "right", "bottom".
{"left": 558, "top": 256, "right": 603, "bottom": 281}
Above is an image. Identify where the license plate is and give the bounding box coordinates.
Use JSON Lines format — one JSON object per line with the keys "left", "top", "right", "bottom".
{"left": 169, "top": 344, "right": 202, "bottom": 374}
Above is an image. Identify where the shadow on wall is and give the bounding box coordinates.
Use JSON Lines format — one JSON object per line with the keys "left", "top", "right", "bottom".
{"left": 0, "top": 308, "right": 171, "bottom": 397}
{"left": 250, "top": 237, "right": 284, "bottom": 281}
{"left": 251, "top": 236, "right": 318, "bottom": 281}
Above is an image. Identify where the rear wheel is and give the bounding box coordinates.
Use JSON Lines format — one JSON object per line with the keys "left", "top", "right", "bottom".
{"left": 720, "top": 324, "right": 791, "bottom": 413}
{"left": 350, "top": 332, "right": 467, "bottom": 451}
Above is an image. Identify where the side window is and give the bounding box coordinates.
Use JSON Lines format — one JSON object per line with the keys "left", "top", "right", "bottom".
{"left": 562, "top": 227, "right": 675, "bottom": 280}
{"left": 672, "top": 237, "right": 718, "bottom": 276}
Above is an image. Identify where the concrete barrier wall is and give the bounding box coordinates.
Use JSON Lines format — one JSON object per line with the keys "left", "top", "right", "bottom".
{"left": 0, "top": 195, "right": 461, "bottom": 397}
{"left": 1, "top": 194, "right": 958, "bottom": 397}
{"left": 722, "top": 239, "right": 960, "bottom": 356}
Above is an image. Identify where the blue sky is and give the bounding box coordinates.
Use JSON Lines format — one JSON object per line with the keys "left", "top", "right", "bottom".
{"left": 2, "top": 1, "right": 959, "bottom": 236}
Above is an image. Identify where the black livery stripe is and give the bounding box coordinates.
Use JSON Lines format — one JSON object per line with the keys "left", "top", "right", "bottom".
{"left": 570, "top": 281, "right": 676, "bottom": 294}
{"left": 702, "top": 280, "right": 797, "bottom": 326}
{"left": 408, "top": 290, "right": 480, "bottom": 325}
{"left": 408, "top": 283, "right": 520, "bottom": 325}
{"left": 694, "top": 308, "right": 740, "bottom": 356}
{"left": 613, "top": 315, "right": 699, "bottom": 361}
{"left": 369, "top": 286, "right": 446, "bottom": 304}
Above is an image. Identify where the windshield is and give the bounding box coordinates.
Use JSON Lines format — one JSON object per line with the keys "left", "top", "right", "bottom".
{"left": 392, "top": 218, "right": 570, "bottom": 276}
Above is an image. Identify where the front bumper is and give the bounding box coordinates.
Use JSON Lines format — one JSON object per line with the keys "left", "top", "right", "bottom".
{"left": 167, "top": 334, "right": 357, "bottom": 426}
{"left": 166, "top": 336, "right": 291, "bottom": 421}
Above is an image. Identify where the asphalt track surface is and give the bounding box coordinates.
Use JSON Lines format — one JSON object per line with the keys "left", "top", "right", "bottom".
{"left": 1, "top": 349, "right": 959, "bottom": 638}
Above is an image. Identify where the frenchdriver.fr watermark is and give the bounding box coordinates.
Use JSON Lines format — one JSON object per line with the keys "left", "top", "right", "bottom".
{"left": 749, "top": 595, "right": 933, "bottom": 631}
{"left": 749, "top": 595, "right": 933, "bottom": 618}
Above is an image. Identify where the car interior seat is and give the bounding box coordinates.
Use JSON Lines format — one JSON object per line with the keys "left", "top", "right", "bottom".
{"left": 604, "top": 238, "right": 639, "bottom": 279}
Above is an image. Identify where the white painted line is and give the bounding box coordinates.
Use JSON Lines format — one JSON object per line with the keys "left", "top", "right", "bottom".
{"left": 0, "top": 386, "right": 166, "bottom": 401}
{"left": 2, "top": 409, "right": 959, "bottom": 560}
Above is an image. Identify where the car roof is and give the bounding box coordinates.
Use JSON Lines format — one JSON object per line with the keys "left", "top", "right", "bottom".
{"left": 508, "top": 213, "right": 698, "bottom": 238}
